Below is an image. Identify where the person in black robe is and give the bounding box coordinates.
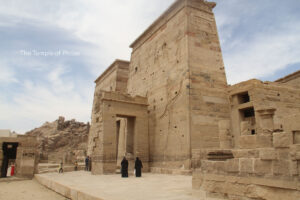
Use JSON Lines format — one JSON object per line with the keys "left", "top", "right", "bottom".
{"left": 135, "top": 157, "right": 143, "bottom": 177}
{"left": 121, "top": 157, "right": 128, "bottom": 178}
{"left": 85, "top": 156, "right": 89, "bottom": 171}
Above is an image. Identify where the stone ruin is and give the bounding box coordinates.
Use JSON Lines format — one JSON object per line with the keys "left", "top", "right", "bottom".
{"left": 86, "top": 0, "right": 300, "bottom": 199}
{"left": 0, "top": 135, "right": 38, "bottom": 179}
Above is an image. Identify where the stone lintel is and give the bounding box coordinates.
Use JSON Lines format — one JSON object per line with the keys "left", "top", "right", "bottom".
{"left": 100, "top": 91, "right": 148, "bottom": 106}
{"left": 257, "top": 108, "right": 276, "bottom": 117}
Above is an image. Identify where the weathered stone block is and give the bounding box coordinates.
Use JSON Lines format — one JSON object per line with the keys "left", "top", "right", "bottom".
{"left": 192, "top": 170, "right": 203, "bottom": 189}
{"left": 273, "top": 132, "right": 292, "bottom": 148}
{"left": 259, "top": 149, "right": 277, "bottom": 160}
{"left": 290, "top": 161, "right": 298, "bottom": 176}
{"left": 277, "top": 149, "right": 290, "bottom": 160}
{"left": 201, "top": 160, "right": 226, "bottom": 173}
{"left": 256, "top": 135, "right": 273, "bottom": 148}
{"left": 220, "top": 140, "right": 233, "bottom": 149}
{"left": 240, "top": 158, "right": 254, "bottom": 173}
{"left": 254, "top": 159, "right": 272, "bottom": 175}
{"left": 225, "top": 159, "right": 239, "bottom": 173}
{"left": 232, "top": 149, "right": 259, "bottom": 158}
{"left": 240, "top": 121, "right": 251, "bottom": 136}
{"left": 219, "top": 120, "right": 230, "bottom": 130}
{"left": 239, "top": 135, "right": 256, "bottom": 149}
{"left": 296, "top": 152, "right": 300, "bottom": 160}
{"left": 273, "top": 160, "right": 290, "bottom": 175}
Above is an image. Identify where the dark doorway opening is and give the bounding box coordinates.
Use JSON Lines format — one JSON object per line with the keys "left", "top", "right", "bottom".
{"left": 1, "top": 142, "right": 18, "bottom": 178}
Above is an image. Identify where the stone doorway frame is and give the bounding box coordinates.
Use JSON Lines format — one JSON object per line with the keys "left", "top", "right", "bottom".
{"left": 1, "top": 142, "right": 19, "bottom": 178}
{"left": 91, "top": 91, "right": 149, "bottom": 175}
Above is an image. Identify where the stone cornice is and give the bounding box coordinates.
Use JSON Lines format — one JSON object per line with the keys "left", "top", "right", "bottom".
{"left": 275, "top": 70, "right": 300, "bottom": 83}
{"left": 100, "top": 91, "right": 148, "bottom": 106}
{"left": 129, "top": 0, "right": 216, "bottom": 51}
{"left": 94, "top": 59, "right": 129, "bottom": 84}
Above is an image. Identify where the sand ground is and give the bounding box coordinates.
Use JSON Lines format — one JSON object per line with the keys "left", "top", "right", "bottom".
{"left": 0, "top": 179, "right": 68, "bottom": 200}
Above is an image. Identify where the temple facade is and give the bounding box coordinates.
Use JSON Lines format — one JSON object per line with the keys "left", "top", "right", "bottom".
{"left": 87, "top": 1, "right": 300, "bottom": 199}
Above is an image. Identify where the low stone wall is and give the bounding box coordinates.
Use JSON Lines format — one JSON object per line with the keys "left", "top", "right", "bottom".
{"left": 150, "top": 167, "right": 192, "bottom": 176}
{"left": 192, "top": 140, "right": 300, "bottom": 200}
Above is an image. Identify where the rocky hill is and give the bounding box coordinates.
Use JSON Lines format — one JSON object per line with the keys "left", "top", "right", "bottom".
{"left": 26, "top": 116, "right": 90, "bottom": 164}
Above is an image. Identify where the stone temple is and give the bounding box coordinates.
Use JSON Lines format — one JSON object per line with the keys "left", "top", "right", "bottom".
{"left": 87, "top": 0, "right": 300, "bottom": 199}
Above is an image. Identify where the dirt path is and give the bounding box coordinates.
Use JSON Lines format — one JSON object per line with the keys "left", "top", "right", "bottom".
{"left": 0, "top": 179, "right": 68, "bottom": 200}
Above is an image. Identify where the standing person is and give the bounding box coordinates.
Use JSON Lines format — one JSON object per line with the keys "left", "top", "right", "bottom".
{"left": 59, "top": 162, "right": 63, "bottom": 173}
{"left": 6, "top": 162, "right": 12, "bottom": 177}
{"left": 74, "top": 161, "right": 78, "bottom": 171}
{"left": 135, "top": 157, "right": 143, "bottom": 177}
{"left": 88, "top": 157, "right": 92, "bottom": 171}
{"left": 121, "top": 157, "right": 129, "bottom": 178}
{"left": 85, "top": 156, "right": 89, "bottom": 171}
{"left": 10, "top": 162, "right": 15, "bottom": 176}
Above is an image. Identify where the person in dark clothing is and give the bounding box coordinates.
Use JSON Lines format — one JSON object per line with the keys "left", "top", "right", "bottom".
{"left": 121, "top": 157, "right": 129, "bottom": 178}
{"left": 88, "top": 157, "right": 92, "bottom": 171}
{"left": 59, "top": 162, "right": 63, "bottom": 173}
{"left": 135, "top": 157, "right": 143, "bottom": 177}
{"left": 85, "top": 156, "right": 89, "bottom": 171}
{"left": 74, "top": 161, "right": 78, "bottom": 171}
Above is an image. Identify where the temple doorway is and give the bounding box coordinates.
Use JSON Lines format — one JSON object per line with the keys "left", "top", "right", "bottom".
{"left": 116, "top": 116, "right": 135, "bottom": 172}
{"left": 1, "top": 142, "right": 18, "bottom": 178}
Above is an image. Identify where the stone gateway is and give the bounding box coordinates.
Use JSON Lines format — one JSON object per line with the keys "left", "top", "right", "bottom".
{"left": 87, "top": 0, "right": 300, "bottom": 199}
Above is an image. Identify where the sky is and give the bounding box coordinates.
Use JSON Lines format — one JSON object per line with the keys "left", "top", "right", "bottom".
{"left": 0, "top": 0, "right": 299, "bottom": 133}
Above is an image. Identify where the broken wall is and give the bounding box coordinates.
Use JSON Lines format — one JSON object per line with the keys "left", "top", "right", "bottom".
{"left": 192, "top": 82, "right": 300, "bottom": 200}
{"left": 0, "top": 136, "right": 38, "bottom": 179}
{"left": 229, "top": 80, "right": 300, "bottom": 148}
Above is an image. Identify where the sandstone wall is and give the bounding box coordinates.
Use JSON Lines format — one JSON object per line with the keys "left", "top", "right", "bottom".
{"left": 128, "top": 2, "right": 191, "bottom": 169}
{"left": 0, "top": 136, "right": 38, "bottom": 179}
{"left": 192, "top": 88, "right": 300, "bottom": 200}
{"left": 186, "top": 4, "right": 230, "bottom": 150}
{"left": 229, "top": 80, "right": 300, "bottom": 148}
{"left": 276, "top": 70, "right": 300, "bottom": 89}
{"left": 127, "top": 0, "right": 229, "bottom": 170}
{"left": 88, "top": 61, "right": 129, "bottom": 156}
{"left": 90, "top": 92, "right": 149, "bottom": 174}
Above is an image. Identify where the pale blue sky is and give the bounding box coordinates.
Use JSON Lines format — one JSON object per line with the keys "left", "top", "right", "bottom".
{"left": 0, "top": 0, "right": 299, "bottom": 133}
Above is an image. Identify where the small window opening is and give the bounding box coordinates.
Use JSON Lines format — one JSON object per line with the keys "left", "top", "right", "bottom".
{"left": 243, "top": 107, "right": 255, "bottom": 118}
{"left": 293, "top": 131, "right": 300, "bottom": 144}
{"left": 237, "top": 92, "right": 250, "bottom": 104}
{"left": 251, "top": 129, "right": 256, "bottom": 135}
